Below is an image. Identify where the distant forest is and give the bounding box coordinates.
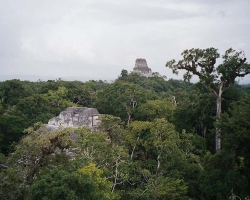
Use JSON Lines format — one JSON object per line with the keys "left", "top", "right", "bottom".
{"left": 0, "top": 70, "right": 249, "bottom": 200}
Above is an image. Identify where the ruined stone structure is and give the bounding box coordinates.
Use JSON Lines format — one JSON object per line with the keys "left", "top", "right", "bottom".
{"left": 133, "top": 58, "right": 153, "bottom": 77}
{"left": 47, "top": 107, "right": 99, "bottom": 131}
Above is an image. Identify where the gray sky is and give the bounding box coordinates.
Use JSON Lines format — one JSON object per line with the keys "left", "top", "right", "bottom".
{"left": 1, "top": 0, "right": 250, "bottom": 82}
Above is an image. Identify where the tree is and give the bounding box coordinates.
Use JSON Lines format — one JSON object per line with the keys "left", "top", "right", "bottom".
{"left": 119, "top": 69, "right": 128, "bottom": 80}
{"left": 0, "top": 115, "right": 28, "bottom": 154}
{"left": 211, "top": 96, "right": 250, "bottom": 199}
{"left": 135, "top": 99, "right": 176, "bottom": 122}
{"left": 0, "top": 79, "right": 32, "bottom": 108}
{"left": 28, "top": 164, "right": 115, "bottom": 200}
{"left": 98, "top": 114, "right": 125, "bottom": 145}
{"left": 124, "top": 119, "right": 198, "bottom": 199}
{"left": 95, "top": 80, "right": 155, "bottom": 124}
{"left": 199, "top": 149, "right": 250, "bottom": 200}
{"left": 0, "top": 123, "right": 75, "bottom": 199}
{"left": 14, "top": 86, "right": 76, "bottom": 125}
{"left": 166, "top": 48, "right": 250, "bottom": 151}
{"left": 74, "top": 127, "right": 130, "bottom": 196}
{"left": 0, "top": 121, "right": 125, "bottom": 200}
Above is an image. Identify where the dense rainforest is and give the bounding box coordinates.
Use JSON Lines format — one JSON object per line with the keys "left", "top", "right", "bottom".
{"left": 1, "top": 48, "right": 250, "bottom": 200}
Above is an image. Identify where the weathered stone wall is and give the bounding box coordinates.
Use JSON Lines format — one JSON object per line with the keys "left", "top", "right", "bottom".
{"left": 133, "top": 58, "right": 153, "bottom": 77}
{"left": 47, "top": 107, "right": 100, "bottom": 130}
{"left": 135, "top": 58, "right": 148, "bottom": 68}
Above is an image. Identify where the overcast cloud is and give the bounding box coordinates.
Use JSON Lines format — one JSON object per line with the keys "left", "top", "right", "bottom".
{"left": 0, "top": 0, "right": 250, "bottom": 82}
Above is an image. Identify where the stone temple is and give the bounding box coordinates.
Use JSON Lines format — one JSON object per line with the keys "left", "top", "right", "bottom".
{"left": 133, "top": 58, "right": 153, "bottom": 77}
{"left": 47, "top": 107, "right": 99, "bottom": 131}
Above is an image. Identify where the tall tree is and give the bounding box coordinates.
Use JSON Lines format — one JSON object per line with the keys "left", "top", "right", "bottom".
{"left": 166, "top": 48, "right": 250, "bottom": 151}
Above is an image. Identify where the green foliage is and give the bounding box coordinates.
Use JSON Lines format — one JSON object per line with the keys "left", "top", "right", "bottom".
{"left": 74, "top": 127, "right": 130, "bottom": 197}
{"left": 28, "top": 165, "right": 115, "bottom": 200}
{"left": 125, "top": 119, "right": 200, "bottom": 199}
{"left": 200, "top": 151, "right": 248, "bottom": 200}
{"left": 98, "top": 114, "right": 125, "bottom": 145}
{"left": 78, "top": 163, "right": 115, "bottom": 199}
{"left": 0, "top": 115, "right": 28, "bottom": 154}
{"left": 218, "top": 96, "right": 250, "bottom": 151}
{"left": 0, "top": 79, "right": 33, "bottom": 108}
{"left": 95, "top": 80, "right": 156, "bottom": 121}
{"left": 0, "top": 124, "right": 75, "bottom": 199}
{"left": 127, "top": 175, "right": 188, "bottom": 200}
{"left": 0, "top": 103, "right": 4, "bottom": 115}
{"left": 0, "top": 168, "right": 25, "bottom": 200}
{"left": 0, "top": 66, "right": 249, "bottom": 200}
{"left": 210, "top": 96, "right": 250, "bottom": 199}
{"left": 135, "top": 99, "right": 176, "bottom": 122}
{"left": 166, "top": 47, "right": 250, "bottom": 151}
{"left": 13, "top": 86, "right": 76, "bottom": 125}
{"left": 28, "top": 169, "right": 88, "bottom": 200}
{"left": 119, "top": 69, "right": 129, "bottom": 80}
